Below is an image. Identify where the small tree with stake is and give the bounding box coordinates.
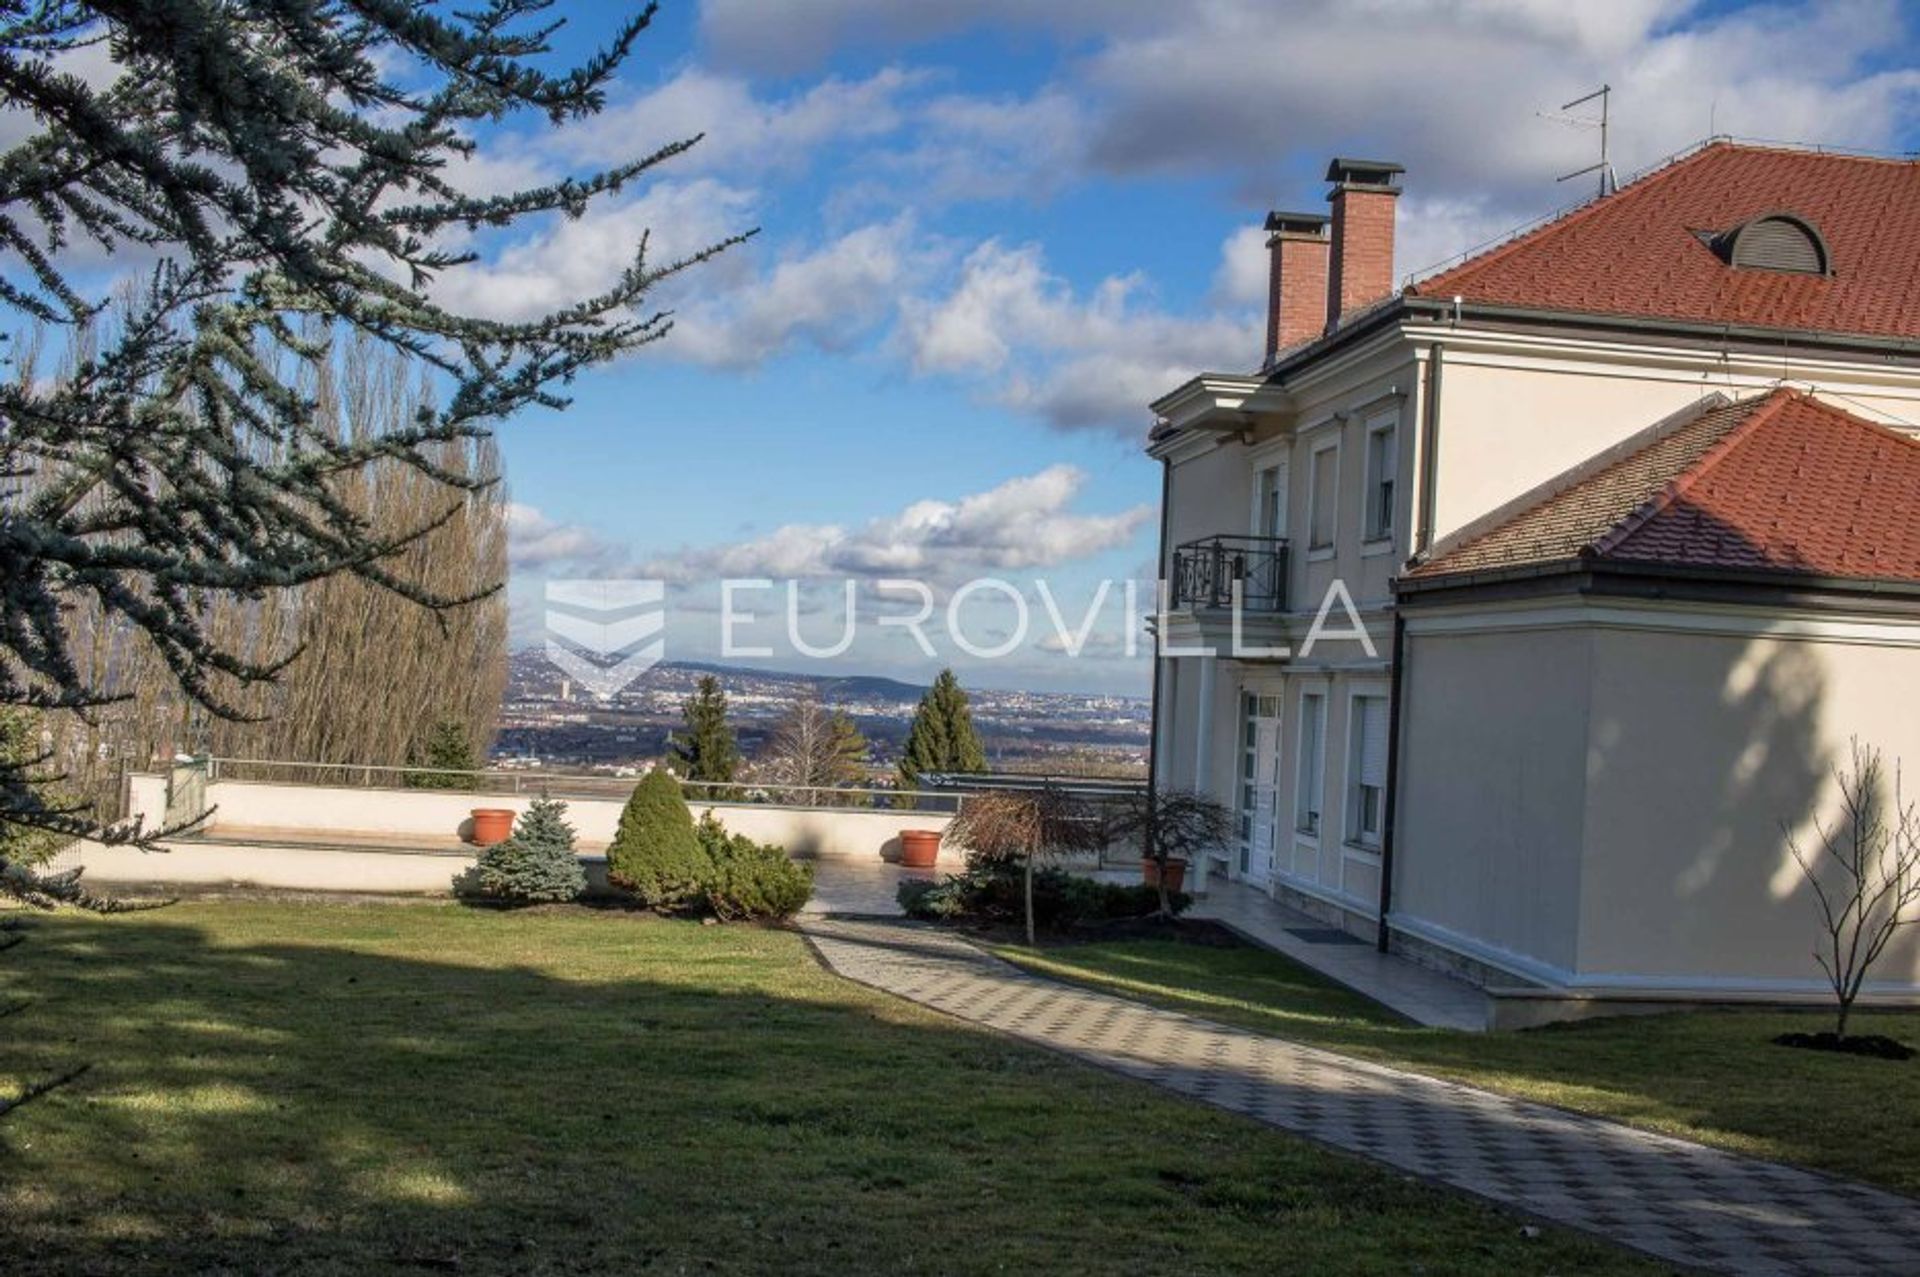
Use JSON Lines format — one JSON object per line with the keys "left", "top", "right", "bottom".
{"left": 946, "top": 786, "right": 1104, "bottom": 946}
{"left": 1106, "top": 787, "right": 1235, "bottom": 919}
{"left": 1785, "top": 740, "right": 1920, "bottom": 1047}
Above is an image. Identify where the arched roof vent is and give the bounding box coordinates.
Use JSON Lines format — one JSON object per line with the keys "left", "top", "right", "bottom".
{"left": 1713, "top": 212, "right": 1830, "bottom": 275}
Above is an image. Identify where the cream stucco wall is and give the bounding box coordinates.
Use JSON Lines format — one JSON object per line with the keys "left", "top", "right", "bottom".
{"left": 1577, "top": 617, "right": 1920, "bottom": 989}
{"left": 1393, "top": 599, "right": 1920, "bottom": 994}
{"left": 66, "top": 776, "right": 961, "bottom": 895}
{"left": 1392, "top": 624, "right": 1594, "bottom": 975}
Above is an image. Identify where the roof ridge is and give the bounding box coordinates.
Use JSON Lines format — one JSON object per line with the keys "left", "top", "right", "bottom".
{"left": 1587, "top": 388, "right": 1799, "bottom": 559}
{"left": 1410, "top": 142, "right": 1730, "bottom": 296}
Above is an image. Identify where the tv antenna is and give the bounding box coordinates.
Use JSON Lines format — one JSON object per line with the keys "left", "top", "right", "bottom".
{"left": 1548, "top": 84, "right": 1616, "bottom": 198}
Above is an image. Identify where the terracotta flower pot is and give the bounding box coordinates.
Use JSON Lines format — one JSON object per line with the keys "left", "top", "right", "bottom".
{"left": 899, "top": 829, "right": 943, "bottom": 869}
{"left": 1141, "top": 857, "right": 1186, "bottom": 893}
{"left": 470, "top": 808, "right": 516, "bottom": 846}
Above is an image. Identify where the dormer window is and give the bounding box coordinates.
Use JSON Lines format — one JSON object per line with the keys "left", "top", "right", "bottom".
{"left": 1713, "top": 213, "right": 1830, "bottom": 275}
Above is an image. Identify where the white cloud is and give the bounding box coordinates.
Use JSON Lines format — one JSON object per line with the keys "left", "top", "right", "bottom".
{"left": 699, "top": 1, "right": 1920, "bottom": 257}
{"left": 902, "top": 240, "right": 1260, "bottom": 434}
{"left": 430, "top": 178, "right": 758, "bottom": 325}
{"left": 548, "top": 66, "right": 928, "bottom": 179}
{"left": 667, "top": 216, "right": 934, "bottom": 369}
{"left": 1210, "top": 224, "right": 1270, "bottom": 309}
{"left": 507, "top": 503, "right": 622, "bottom": 569}
{"left": 641, "top": 465, "right": 1151, "bottom": 584}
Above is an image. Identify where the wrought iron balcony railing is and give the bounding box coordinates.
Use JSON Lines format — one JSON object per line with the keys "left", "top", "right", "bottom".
{"left": 1170, "top": 534, "right": 1289, "bottom": 613}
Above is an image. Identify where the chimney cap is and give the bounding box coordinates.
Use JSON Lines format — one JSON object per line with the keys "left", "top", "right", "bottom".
{"left": 1325, "top": 157, "right": 1405, "bottom": 188}
{"left": 1264, "top": 210, "right": 1331, "bottom": 235}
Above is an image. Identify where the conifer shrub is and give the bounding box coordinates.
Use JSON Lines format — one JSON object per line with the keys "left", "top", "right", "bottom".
{"left": 455, "top": 796, "right": 586, "bottom": 905}
{"left": 606, "top": 770, "right": 710, "bottom": 908}
{"left": 694, "top": 812, "right": 814, "bottom": 921}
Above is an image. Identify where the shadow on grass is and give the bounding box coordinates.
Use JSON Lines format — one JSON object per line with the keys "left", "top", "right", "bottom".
{"left": 0, "top": 902, "right": 1659, "bottom": 1276}
{"left": 998, "top": 938, "right": 1920, "bottom": 1197}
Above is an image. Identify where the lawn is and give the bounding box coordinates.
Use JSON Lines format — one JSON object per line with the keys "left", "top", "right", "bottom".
{"left": 0, "top": 901, "right": 1662, "bottom": 1276}
{"left": 995, "top": 937, "right": 1920, "bottom": 1197}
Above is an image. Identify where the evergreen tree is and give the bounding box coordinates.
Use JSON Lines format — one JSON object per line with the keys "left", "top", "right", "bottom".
{"left": 404, "top": 719, "right": 481, "bottom": 791}
{"left": 669, "top": 676, "right": 740, "bottom": 799}
{"left": 456, "top": 795, "right": 585, "bottom": 905}
{"left": 897, "top": 669, "right": 987, "bottom": 796}
{"left": 0, "top": 3, "right": 746, "bottom": 867}
{"left": 606, "top": 769, "right": 710, "bottom": 908}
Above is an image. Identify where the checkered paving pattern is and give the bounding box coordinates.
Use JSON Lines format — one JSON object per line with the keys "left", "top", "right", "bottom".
{"left": 801, "top": 916, "right": 1920, "bottom": 1276}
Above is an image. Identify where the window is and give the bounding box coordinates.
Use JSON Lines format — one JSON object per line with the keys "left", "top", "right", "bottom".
{"left": 1364, "top": 422, "right": 1396, "bottom": 542}
{"left": 1295, "top": 691, "right": 1325, "bottom": 836}
{"left": 1255, "top": 463, "right": 1286, "bottom": 540}
{"left": 1347, "top": 695, "right": 1389, "bottom": 849}
{"left": 1308, "top": 443, "right": 1338, "bottom": 551}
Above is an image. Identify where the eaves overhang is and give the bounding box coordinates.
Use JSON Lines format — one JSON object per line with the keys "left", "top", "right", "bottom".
{"left": 1147, "top": 372, "right": 1291, "bottom": 453}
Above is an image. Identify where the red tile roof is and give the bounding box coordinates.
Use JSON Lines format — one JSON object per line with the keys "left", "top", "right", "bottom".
{"left": 1408, "top": 389, "right": 1920, "bottom": 585}
{"left": 1411, "top": 142, "right": 1920, "bottom": 340}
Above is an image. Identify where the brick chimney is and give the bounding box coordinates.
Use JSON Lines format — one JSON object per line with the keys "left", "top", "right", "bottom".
{"left": 1324, "top": 158, "right": 1404, "bottom": 331}
{"left": 1263, "top": 211, "right": 1330, "bottom": 364}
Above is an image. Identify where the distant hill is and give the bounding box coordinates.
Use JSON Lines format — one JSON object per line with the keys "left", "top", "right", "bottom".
{"left": 664, "top": 660, "right": 926, "bottom": 703}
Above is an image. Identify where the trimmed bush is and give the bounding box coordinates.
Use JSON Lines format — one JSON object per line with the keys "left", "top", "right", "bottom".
{"left": 606, "top": 770, "right": 710, "bottom": 907}
{"left": 897, "top": 864, "right": 1187, "bottom": 931}
{"left": 455, "top": 796, "right": 585, "bottom": 905}
{"left": 695, "top": 813, "right": 813, "bottom": 921}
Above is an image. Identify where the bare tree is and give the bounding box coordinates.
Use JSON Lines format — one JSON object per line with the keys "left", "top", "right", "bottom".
{"left": 1106, "top": 787, "right": 1235, "bottom": 919}
{"left": 1786, "top": 740, "right": 1920, "bottom": 1039}
{"left": 758, "top": 690, "right": 869, "bottom": 806}
{"left": 947, "top": 786, "right": 1105, "bottom": 945}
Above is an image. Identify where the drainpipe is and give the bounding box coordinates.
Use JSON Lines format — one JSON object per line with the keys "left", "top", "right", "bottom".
{"left": 1415, "top": 343, "right": 1443, "bottom": 557}
{"left": 1145, "top": 456, "right": 1172, "bottom": 801}
{"left": 1375, "top": 610, "right": 1408, "bottom": 953}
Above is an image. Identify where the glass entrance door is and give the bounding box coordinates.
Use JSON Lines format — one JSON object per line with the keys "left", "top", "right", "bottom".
{"left": 1237, "top": 692, "right": 1284, "bottom": 883}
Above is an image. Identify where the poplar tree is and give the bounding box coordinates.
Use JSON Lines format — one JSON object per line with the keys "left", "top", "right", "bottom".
{"left": 896, "top": 668, "right": 987, "bottom": 795}
{"left": 669, "top": 675, "right": 739, "bottom": 799}
{"left": 0, "top": 2, "right": 746, "bottom": 880}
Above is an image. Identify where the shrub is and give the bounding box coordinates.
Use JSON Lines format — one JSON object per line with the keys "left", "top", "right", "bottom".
{"left": 896, "top": 864, "right": 1187, "bottom": 930}
{"left": 455, "top": 795, "right": 585, "bottom": 905}
{"left": 606, "top": 770, "right": 710, "bottom": 908}
{"left": 696, "top": 814, "right": 813, "bottom": 921}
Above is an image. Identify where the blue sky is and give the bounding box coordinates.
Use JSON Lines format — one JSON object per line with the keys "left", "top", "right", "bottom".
{"left": 461, "top": 1, "right": 1920, "bottom": 695}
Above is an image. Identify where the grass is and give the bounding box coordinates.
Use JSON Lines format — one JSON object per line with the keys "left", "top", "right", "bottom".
{"left": 0, "top": 901, "right": 1665, "bottom": 1275}
{"left": 994, "top": 936, "right": 1920, "bottom": 1197}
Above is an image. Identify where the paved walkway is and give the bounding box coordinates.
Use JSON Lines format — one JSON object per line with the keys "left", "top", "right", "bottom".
{"left": 800, "top": 914, "right": 1920, "bottom": 1277}
{"left": 1186, "top": 875, "right": 1492, "bottom": 1030}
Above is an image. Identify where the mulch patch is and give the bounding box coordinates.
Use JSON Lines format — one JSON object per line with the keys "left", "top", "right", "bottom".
{"left": 1772, "top": 1031, "right": 1916, "bottom": 1061}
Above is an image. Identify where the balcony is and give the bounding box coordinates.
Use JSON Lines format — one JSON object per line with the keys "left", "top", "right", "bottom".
{"left": 1171, "top": 534, "right": 1289, "bottom": 613}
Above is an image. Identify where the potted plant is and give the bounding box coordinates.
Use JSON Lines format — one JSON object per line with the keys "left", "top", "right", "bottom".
{"left": 1106, "top": 787, "right": 1235, "bottom": 917}
{"left": 469, "top": 807, "right": 516, "bottom": 846}
{"left": 898, "top": 828, "right": 943, "bottom": 868}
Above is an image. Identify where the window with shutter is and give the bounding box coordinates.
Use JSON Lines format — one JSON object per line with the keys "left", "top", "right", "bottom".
{"left": 1365, "top": 424, "right": 1396, "bottom": 541}
{"left": 1348, "top": 695, "right": 1388, "bottom": 849}
{"left": 1295, "top": 692, "right": 1325, "bottom": 835}
{"left": 1309, "top": 444, "right": 1337, "bottom": 550}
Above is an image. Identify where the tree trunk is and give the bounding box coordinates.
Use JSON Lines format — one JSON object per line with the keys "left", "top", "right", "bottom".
{"left": 1836, "top": 998, "right": 1852, "bottom": 1041}
{"left": 1024, "top": 853, "right": 1036, "bottom": 948}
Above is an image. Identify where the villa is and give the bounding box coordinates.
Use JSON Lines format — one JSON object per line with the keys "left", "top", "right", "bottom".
{"left": 1148, "top": 142, "right": 1920, "bottom": 1014}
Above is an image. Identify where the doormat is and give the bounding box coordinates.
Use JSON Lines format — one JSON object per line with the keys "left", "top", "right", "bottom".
{"left": 1285, "top": 927, "right": 1368, "bottom": 946}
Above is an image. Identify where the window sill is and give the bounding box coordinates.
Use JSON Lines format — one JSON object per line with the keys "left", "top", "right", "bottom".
{"left": 1343, "top": 840, "right": 1384, "bottom": 858}
{"left": 1306, "top": 546, "right": 1335, "bottom": 562}
{"left": 1360, "top": 538, "right": 1395, "bottom": 558}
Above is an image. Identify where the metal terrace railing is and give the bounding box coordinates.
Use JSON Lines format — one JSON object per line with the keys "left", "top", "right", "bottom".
{"left": 197, "top": 757, "right": 973, "bottom": 812}
{"left": 1170, "top": 535, "right": 1289, "bottom": 613}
